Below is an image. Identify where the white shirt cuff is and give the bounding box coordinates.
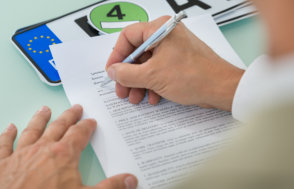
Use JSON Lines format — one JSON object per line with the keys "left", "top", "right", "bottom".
{"left": 232, "top": 54, "right": 294, "bottom": 122}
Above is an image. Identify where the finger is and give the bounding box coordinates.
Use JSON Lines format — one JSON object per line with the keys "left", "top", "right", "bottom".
{"left": 129, "top": 88, "right": 146, "bottom": 104}
{"left": 116, "top": 83, "right": 130, "bottom": 99}
{"left": 16, "top": 106, "right": 51, "bottom": 150}
{"left": 108, "top": 62, "right": 151, "bottom": 88}
{"left": 42, "top": 105, "right": 83, "bottom": 141}
{"left": 89, "top": 174, "right": 137, "bottom": 189}
{"left": 60, "top": 119, "right": 97, "bottom": 155}
{"left": 115, "top": 51, "right": 152, "bottom": 99}
{"left": 106, "top": 23, "right": 148, "bottom": 69}
{"left": 0, "top": 124, "right": 17, "bottom": 159}
{"left": 106, "top": 16, "right": 170, "bottom": 69}
{"left": 148, "top": 90, "right": 161, "bottom": 105}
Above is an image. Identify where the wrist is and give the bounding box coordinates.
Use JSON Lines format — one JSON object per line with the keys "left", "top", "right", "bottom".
{"left": 210, "top": 61, "right": 245, "bottom": 112}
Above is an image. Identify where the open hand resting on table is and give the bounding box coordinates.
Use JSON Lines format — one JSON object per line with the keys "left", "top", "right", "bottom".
{"left": 0, "top": 105, "right": 137, "bottom": 189}
{"left": 106, "top": 16, "right": 245, "bottom": 111}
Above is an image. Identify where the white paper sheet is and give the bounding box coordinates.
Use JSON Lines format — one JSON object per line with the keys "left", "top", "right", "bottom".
{"left": 51, "top": 15, "right": 245, "bottom": 189}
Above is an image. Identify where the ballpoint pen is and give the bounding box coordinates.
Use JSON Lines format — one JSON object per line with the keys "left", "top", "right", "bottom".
{"left": 100, "top": 11, "right": 187, "bottom": 87}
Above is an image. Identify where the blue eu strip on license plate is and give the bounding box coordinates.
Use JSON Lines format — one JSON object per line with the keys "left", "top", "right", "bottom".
{"left": 14, "top": 25, "right": 62, "bottom": 84}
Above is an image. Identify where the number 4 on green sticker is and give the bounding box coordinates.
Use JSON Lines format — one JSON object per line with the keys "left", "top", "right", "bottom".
{"left": 107, "top": 5, "right": 126, "bottom": 20}
{"left": 88, "top": 2, "right": 149, "bottom": 34}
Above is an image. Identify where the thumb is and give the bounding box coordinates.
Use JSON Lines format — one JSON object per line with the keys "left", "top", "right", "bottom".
{"left": 90, "top": 174, "right": 138, "bottom": 189}
{"left": 107, "top": 63, "right": 149, "bottom": 88}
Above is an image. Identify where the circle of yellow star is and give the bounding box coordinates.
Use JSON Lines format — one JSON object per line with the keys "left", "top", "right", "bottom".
{"left": 27, "top": 35, "right": 57, "bottom": 55}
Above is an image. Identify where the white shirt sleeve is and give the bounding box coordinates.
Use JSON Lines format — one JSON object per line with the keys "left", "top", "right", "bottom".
{"left": 232, "top": 54, "right": 294, "bottom": 122}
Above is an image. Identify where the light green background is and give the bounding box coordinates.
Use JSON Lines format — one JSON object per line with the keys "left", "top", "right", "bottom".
{"left": 0, "top": 0, "right": 265, "bottom": 186}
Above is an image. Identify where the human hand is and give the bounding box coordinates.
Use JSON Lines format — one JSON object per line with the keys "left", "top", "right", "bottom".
{"left": 0, "top": 105, "right": 137, "bottom": 189}
{"left": 106, "top": 16, "right": 244, "bottom": 111}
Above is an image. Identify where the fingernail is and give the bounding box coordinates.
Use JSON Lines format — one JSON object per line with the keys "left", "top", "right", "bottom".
{"left": 5, "top": 124, "right": 16, "bottom": 133}
{"left": 107, "top": 67, "right": 116, "bottom": 81}
{"left": 71, "top": 104, "right": 82, "bottom": 111}
{"left": 38, "top": 106, "right": 49, "bottom": 113}
{"left": 125, "top": 176, "right": 137, "bottom": 189}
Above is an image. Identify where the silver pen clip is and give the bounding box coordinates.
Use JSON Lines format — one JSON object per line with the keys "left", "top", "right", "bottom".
{"left": 145, "top": 11, "right": 187, "bottom": 51}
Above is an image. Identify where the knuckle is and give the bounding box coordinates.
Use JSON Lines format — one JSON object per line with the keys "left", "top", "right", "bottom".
{"left": 0, "top": 143, "right": 11, "bottom": 150}
{"left": 65, "top": 110, "right": 79, "bottom": 120}
{"left": 64, "top": 126, "right": 90, "bottom": 147}
{"left": 66, "top": 127, "right": 82, "bottom": 141}
{"left": 48, "top": 122, "right": 68, "bottom": 134}
{"left": 160, "top": 15, "right": 171, "bottom": 22}
{"left": 26, "top": 142, "right": 43, "bottom": 156}
{"left": 35, "top": 139, "right": 47, "bottom": 147}
{"left": 75, "top": 125, "right": 90, "bottom": 137}
{"left": 22, "top": 127, "right": 42, "bottom": 140}
{"left": 121, "top": 24, "right": 141, "bottom": 38}
{"left": 121, "top": 25, "right": 131, "bottom": 34}
{"left": 50, "top": 142, "right": 71, "bottom": 157}
{"left": 51, "top": 118, "right": 67, "bottom": 127}
{"left": 0, "top": 147, "right": 12, "bottom": 156}
{"left": 123, "top": 22, "right": 146, "bottom": 32}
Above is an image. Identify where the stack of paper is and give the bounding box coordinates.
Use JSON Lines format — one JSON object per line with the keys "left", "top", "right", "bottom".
{"left": 50, "top": 15, "right": 245, "bottom": 189}
{"left": 213, "top": 1, "right": 257, "bottom": 26}
{"left": 165, "top": 0, "right": 257, "bottom": 26}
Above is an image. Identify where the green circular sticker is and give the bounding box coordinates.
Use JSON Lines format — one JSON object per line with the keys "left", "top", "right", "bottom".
{"left": 88, "top": 2, "right": 149, "bottom": 34}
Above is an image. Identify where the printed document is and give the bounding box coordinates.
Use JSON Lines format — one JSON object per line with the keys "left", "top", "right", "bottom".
{"left": 51, "top": 15, "right": 245, "bottom": 189}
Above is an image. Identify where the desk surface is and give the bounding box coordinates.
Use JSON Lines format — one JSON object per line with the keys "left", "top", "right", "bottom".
{"left": 0, "top": 0, "right": 265, "bottom": 186}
